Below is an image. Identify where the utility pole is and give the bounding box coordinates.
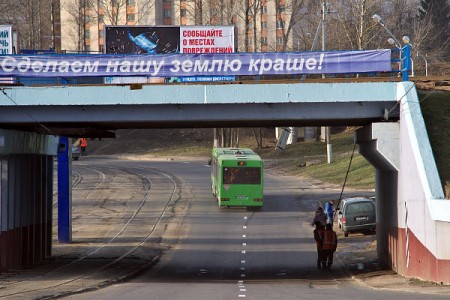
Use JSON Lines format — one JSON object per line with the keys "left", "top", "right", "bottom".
{"left": 321, "top": 1, "right": 333, "bottom": 164}
{"left": 321, "top": 0, "right": 326, "bottom": 79}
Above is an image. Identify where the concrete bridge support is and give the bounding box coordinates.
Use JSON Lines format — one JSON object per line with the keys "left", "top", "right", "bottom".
{"left": 356, "top": 83, "right": 450, "bottom": 284}
{"left": 0, "top": 130, "right": 58, "bottom": 273}
{"left": 356, "top": 123, "right": 400, "bottom": 269}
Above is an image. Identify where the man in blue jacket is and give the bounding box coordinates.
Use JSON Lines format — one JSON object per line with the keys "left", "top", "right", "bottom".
{"left": 324, "top": 199, "right": 335, "bottom": 227}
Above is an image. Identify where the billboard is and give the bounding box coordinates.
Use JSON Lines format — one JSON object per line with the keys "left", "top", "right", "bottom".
{"left": 105, "top": 26, "right": 180, "bottom": 55}
{"left": 104, "top": 26, "right": 180, "bottom": 83}
{"left": 0, "top": 25, "right": 14, "bottom": 84}
{"left": 179, "top": 26, "right": 235, "bottom": 83}
{"left": 0, "top": 25, "right": 13, "bottom": 55}
{"left": 104, "top": 25, "right": 235, "bottom": 83}
{"left": 180, "top": 26, "right": 234, "bottom": 54}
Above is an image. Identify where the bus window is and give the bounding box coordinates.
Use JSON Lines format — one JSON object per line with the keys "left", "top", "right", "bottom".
{"left": 223, "top": 167, "right": 261, "bottom": 184}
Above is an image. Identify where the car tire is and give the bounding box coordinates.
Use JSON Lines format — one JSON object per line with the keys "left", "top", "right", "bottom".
{"left": 344, "top": 231, "right": 349, "bottom": 237}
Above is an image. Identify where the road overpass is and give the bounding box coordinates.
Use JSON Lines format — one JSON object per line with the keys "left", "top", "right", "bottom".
{"left": 0, "top": 81, "right": 399, "bottom": 137}
{"left": 0, "top": 79, "right": 449, "bottom": 285}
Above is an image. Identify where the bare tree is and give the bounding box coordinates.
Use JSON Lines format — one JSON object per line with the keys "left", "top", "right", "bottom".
{"left": 86, "top": 0, "right": 155, "bottom": 25}
{"left": 275, "top": 0, "right": 307, "bottom": 51}
{"left": 92, "top": 0, "right": 127, "bottom": 25}
{"left": 331, "top": 0, "right": 383, "bottom": 50}
{"left": 0, "top": 0, "right": 56, "bottom": 51}
{"left": 61, "top": 0, "right": 87, "bottom": 51}
{"left": 412, "top": 0, "right": 450, "bottom": 74}
{"left": 135, "top": 0, "right": 157, "bottom": 24}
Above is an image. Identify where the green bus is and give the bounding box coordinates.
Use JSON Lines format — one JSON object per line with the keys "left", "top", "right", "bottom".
{"left": 211, "top": 148, "right": 264, "bottom": 209}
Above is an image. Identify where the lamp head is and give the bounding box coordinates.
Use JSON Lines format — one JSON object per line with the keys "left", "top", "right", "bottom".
{"left": 402, "top": 36, "right": 411, "bottom": 44}
{"left": 387, "top": 38, "right": 396, "bottom": 45}
{"left": 372, "top": 14, "right": 382, "bottom": 24}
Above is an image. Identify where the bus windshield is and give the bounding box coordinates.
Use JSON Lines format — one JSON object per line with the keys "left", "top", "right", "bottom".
{"left": 223, "top": 167, "right": 261, "bottom": 184}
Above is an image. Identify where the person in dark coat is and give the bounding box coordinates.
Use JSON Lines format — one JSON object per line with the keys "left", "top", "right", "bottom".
{"left": 312, "top": 207, "right": 327, "bottom": 227}
{"left": 313, "top": 221, "right": 325, "bottom": 269}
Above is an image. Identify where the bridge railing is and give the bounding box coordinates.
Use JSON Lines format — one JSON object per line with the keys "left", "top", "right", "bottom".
{"left": 390, "top": 44, "right": 412, "bottom": 81}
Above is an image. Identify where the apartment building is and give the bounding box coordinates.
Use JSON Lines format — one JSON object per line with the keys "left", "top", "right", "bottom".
{"left": 60, "top": 0, "right": 297, "bottom": 53}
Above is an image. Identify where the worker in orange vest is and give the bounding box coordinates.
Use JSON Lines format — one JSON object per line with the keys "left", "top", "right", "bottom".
{"left": 80, "top": 138, "right": 88, "bottom": 156}
{"left": 322, "top": 223, "right": 338, "bottom": 270}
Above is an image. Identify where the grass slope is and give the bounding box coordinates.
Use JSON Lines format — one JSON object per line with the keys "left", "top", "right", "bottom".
{"left": 419, "top": 91, "right": 450, "bottom": 197}
{"left": 258, "top": 131, "right": 375, "bottom": 190}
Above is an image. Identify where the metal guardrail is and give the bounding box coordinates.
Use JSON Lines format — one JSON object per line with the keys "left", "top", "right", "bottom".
{"left": 391, "top": 44, "right": 412, "bottom": 81}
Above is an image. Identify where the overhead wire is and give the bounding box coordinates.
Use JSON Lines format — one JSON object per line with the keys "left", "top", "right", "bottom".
{"left": 336, "top": 143, "right": 357, "bottom": 211}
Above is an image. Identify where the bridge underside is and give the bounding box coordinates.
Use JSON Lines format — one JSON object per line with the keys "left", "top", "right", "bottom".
{"left": 0, "top": 102, "right": 397, "bottom": 137}
{"left": 0, "top": 82, "right": 401, "bottom": 137}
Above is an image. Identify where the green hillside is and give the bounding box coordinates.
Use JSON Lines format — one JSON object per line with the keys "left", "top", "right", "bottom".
{"left": 258, "top": 91, "right": 450, "bottom": 196}
{"left": 419, "top": 91, "right": 450, "bottom": 198}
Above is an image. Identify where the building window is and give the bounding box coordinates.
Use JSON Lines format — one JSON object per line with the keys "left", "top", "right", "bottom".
{"left": 127, "top": 14, "right": 135, "bottom": 22}
{"left": 99, "top": 30, "right": 104, "bottom": 37}
{"left": 164, "top": 9, "right": 171, "bottom": 18}
{"left": 276, "top": 20, "right": 284, "bottom": 29}
{"left": 261, "top": 37, "right": 267, "bottom": 45}
{"left": 127, "top": 0, "right": 135, "bottom": 5}
{"left": 277, "top": 37, "right": 283, "bottom": 44}
{"left": 261, "top": 22, "right": 267, "bottom": 29}
{"left": 181, "top": 9, "right": 187, "bottom": 17}
{"left": 85, "top": 45, "right": 90, "bottom": 52}
{"left": 85, "top": 30, "right": 90, "bottom": 38}
{"left": 262, "top": 6, "right": 267, "bottom": 14}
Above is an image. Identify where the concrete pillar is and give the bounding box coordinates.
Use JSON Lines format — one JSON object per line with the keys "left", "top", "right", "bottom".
{"left": 0, "top": 130, "right": 58, "bottom": 274}
{"left": 57, "top": 137, "right": 72, "bottom": 243}
{"left": 356, "top": 123, "right": 400, "bottom": 269}
{"left": 304, "top": 127, "right": 316, "bottom": 141}
{"left": 375, "top": 170, "right": 398, "bottom": 268}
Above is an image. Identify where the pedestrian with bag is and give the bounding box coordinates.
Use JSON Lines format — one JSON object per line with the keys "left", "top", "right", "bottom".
{"left": 322, "top": 223, "right": 338, "bottom": 270}
{"left": 313, "top": 221, "right": 325, "bottom": 269}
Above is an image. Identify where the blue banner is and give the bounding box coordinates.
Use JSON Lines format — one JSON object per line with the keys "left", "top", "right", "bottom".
{"left": 0, "top": 50, "right": 391, "bottom": 78}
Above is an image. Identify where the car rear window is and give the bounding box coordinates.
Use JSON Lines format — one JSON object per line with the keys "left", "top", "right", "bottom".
{"left": 346, "top": 202, "right": 374, "bottom": 214}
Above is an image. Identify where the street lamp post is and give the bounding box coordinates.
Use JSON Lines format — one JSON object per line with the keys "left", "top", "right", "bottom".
{"left": 372, "top": 14, "right": 412, "bottom": 81}
{"left": 372, "top": 14, "right": 401, "bottom": 47}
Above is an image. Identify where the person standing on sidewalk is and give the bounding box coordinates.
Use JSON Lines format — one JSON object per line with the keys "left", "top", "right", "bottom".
{"left": 313, "top": 221, "right": 325, "bottom": 269}
{"left": 322, "top": 223, "right": 338, "bottom": 270}
{"left": 80, "top": 138, "right": 88, "bottom": 156}
{"left": 324, "top": 199, "right": 335, "bottom": 226}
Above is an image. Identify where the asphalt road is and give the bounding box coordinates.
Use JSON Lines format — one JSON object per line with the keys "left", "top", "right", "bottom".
{"left": 1, "top": 156, "right": 449, "bottom": 299}
{"left": 66, "top": 157, "right": 447, "bottom": 300}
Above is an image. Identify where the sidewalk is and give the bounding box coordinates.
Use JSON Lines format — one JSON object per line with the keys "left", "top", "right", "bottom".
{"left": 337, "top": 234, "right": 450, "bottom": 296}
